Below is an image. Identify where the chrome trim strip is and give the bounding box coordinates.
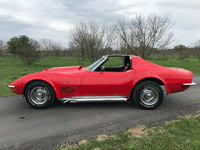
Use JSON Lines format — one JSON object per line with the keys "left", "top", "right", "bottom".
{"left": 108, "top": 54, "right": 129, "bottom": 57}
{"left": 183, "top": 82, "right": 196, "bottom": 86}
{"left": 59, "top": 96, "right": 128, "bottom": 103}
{"left": 8, "top": 85, "right": 15, "bottom": 89}
{"left": 129, "top": 55, "right": 132, "bottom": 69}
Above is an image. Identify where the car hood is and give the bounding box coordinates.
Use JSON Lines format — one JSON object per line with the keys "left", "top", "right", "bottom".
{"left": 9, "top": 65, "right": 87, "bottom": 86}
{"left": 41, "top": 66, "right": 84, "bottom": 74}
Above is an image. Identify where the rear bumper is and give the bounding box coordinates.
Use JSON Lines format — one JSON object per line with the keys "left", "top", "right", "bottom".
{"left": 183, "top": 82, "right": 196, "bottom": 86}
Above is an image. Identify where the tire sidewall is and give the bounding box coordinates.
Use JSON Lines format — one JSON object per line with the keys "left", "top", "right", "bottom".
{"left": 25, "top": 81, "right": 55, "bottom": 109}
{"left": 133, "top": 81, "right": 164, "bottom": 109}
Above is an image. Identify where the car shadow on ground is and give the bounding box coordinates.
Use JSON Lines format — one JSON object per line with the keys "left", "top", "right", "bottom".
{"left": 53, "top": 100, "right": 139, "bottom": 110}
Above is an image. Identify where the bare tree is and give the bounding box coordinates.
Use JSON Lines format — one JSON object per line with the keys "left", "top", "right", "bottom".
{"left": 194, "top": 39, "right": 200, "bottom": 61}
{"left": 115, "top": 13, "right": 174, "bottom": 59}
{"left": 40, "top": 39, "right": 53, "bottom": 51}
{"left": 68, "top": 22, "right": 88, "bottom": 63}
{"left": 51, "top": 43, "right": 63, "bottom": 57}
{"left": 68, "top": 21, "right": 117, "bottom": 63}
{"left": 40, "top": 39, "right": 63, "bottom": 57}
{"left": 0, "top": 40, "right": 5, "bottom": 57}
{"left": 40, "top": 39, "right": 62, "bottom": 50}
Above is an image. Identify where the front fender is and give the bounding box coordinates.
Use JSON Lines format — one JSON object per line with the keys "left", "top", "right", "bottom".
{"left": 10, "top": 72, "right": 61, "bottom": 98}
{"left": 23, "top": 78, "right": 61, "bottom": 98}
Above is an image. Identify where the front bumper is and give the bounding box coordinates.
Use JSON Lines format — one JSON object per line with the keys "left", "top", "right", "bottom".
{"left": 183, "top": 82, "right": 196, "bottom": 86}
{"left": 8, "top": 85, "right": 15, "bottom": 89}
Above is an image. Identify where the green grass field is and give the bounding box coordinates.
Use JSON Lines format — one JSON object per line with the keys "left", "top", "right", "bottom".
{"left": 57, "top": 113, "right": 200, "bottom": 150}
{"left": 1, "top": 55, "right": 200, "bottom": 96}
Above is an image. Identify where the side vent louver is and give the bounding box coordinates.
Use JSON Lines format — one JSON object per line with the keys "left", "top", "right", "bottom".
{"left": 60, "top": 86, "right": 75, "bottom": 94}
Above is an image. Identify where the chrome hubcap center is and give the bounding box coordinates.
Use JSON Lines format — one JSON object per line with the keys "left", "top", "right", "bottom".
{"left": 36, "top": 92, "right": 44, "bottom": 100}
{"left": 140, "top": 87, "right": 159, "bottom": 106}
{"left": 146, "top": 92, "right": 152, "bottom": 98}
{"left": 30, "top": 86, "right": 49, "bottom": 105}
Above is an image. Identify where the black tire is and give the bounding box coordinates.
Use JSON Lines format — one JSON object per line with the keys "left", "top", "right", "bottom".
{"left": 25, "top": 81, "right": 56, "bottom": 109}
{"left": 133, "top": 81, "right": 164, "bottom": 110}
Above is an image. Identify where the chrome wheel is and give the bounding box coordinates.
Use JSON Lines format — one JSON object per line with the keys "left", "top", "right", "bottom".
{"left": 140, "top": 87, "right": 159, "bottom": 106}
{"left": 30, "top": 86, "right": 49, "bottom": 105}
{"left": 25, "top": 81, "right": 56, "bottom": 109}
{"left": 133, "top": 81, "right": 164, "bottom": 109}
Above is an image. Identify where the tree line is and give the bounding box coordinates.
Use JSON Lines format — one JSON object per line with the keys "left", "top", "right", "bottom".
{"left": 0, "top": 13, "right": 200, "bottom": 65}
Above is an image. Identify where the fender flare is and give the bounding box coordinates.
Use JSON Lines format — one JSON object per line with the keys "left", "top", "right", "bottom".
{"left": 129, "top": 77, "right": 170, "bottom": 96}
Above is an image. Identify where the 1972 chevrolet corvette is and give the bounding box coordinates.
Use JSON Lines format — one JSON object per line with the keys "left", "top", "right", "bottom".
{"left": 9, "top": 54, "right": 196, "bottom": 109}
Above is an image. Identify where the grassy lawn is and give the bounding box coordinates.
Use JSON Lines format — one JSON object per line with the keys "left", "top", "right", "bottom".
{"left": 57, "top": 112, "right": 200, "bottom": 150}
{"left": 1, "top": 55, "right": 200, "bottom": 96}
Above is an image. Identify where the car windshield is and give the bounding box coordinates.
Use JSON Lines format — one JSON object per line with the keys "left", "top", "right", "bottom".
{"left": 86, "top": 57, "right": 106, "bottom": 71}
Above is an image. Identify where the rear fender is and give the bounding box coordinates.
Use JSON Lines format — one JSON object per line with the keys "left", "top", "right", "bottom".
{"left": 129, "top": 76, "right": 169, "bottom": 96}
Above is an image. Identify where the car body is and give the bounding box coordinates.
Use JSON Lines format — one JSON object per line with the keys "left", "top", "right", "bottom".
{"left": 9, "top": 54, "right": 196, "bottom": 109}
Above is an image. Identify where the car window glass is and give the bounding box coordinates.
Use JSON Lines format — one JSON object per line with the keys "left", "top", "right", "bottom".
{"left": 86, "top": 57, "right": 105, "bottom": 71}
{"left": 103, "top": 57, "right": 124, "bottom": 67}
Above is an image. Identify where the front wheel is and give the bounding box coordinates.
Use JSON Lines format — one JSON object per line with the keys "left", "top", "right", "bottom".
{"left": 25, "top": 81, "right": 56, "bottom": 109}
{"left": 133, "top": 81, "right": 164, "bottom": 109}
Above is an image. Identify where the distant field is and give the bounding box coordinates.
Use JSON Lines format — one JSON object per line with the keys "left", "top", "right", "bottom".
{"left": 1, "top": 55, "right": 200, "bottom": 96}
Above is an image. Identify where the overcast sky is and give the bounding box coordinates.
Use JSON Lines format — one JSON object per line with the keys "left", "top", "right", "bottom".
{"left": 0, "top": 0, "right": 200, "bottom": 48}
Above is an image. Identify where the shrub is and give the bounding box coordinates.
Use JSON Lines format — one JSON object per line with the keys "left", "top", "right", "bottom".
{"left": 174, "top": 44, "right": 189, "bottom": 59}
{"left": 18, "top": 40, "right": 41, "bottom": 65}
{"left": 7, "top": 35, "right": 29, "bottom": 58}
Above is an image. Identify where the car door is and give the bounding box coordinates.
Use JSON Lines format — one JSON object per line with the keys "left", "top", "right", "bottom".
{"left": 80, "top": 70, "right": 135, "bottom": 96}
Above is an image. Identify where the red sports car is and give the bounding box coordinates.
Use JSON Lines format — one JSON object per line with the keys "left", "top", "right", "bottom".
{"left": 8, "top": 54, "right": 196, "bottom": 109}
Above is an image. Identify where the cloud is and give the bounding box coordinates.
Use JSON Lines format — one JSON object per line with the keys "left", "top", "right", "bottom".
{"left": 0, "top": 0, "right": 200, "bottom": 47}
{"left": 115, "top": 0, "right": 200, "bottom": 46}
{"left": 155, "top": 2, "right": 200, "bottom": 32}
{"left": 113, "top": 1, "right": 162, "bottom": 19}
{"left": 25, "top": 27, "right": 69, "bottom": 46}
{"left": 156, "top": 1, "right": 200, "bottom": 10}
{"left": 0, "top": 0, "right": 75, "bottom": 30}
{"left": 48, "top": 20, "right": 74, "bottom": 31}
{"left": 173, "top": 28, "right": 200, "bottom": 47}
{"left": 0, "top": 0, "right": 77, "bottom": 46}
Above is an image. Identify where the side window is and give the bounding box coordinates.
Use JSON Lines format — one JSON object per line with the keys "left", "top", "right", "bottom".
{"left": 101, "top": 57, "right": 125, "bottom": 72}
{"left": 103, "top": 57, "right": 124, "bottom": 67}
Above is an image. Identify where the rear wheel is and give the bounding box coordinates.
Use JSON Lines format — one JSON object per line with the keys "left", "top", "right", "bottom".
{"left": 25, "top": 81, "right": 56, "bottom": 109}
{"left": 133, "top": 81, "right": 164, "bottom": 109}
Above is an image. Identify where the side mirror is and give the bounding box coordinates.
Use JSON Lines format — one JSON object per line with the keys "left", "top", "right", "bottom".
{"left": 100, "top": 66, "right": 105, "bottom": 74}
